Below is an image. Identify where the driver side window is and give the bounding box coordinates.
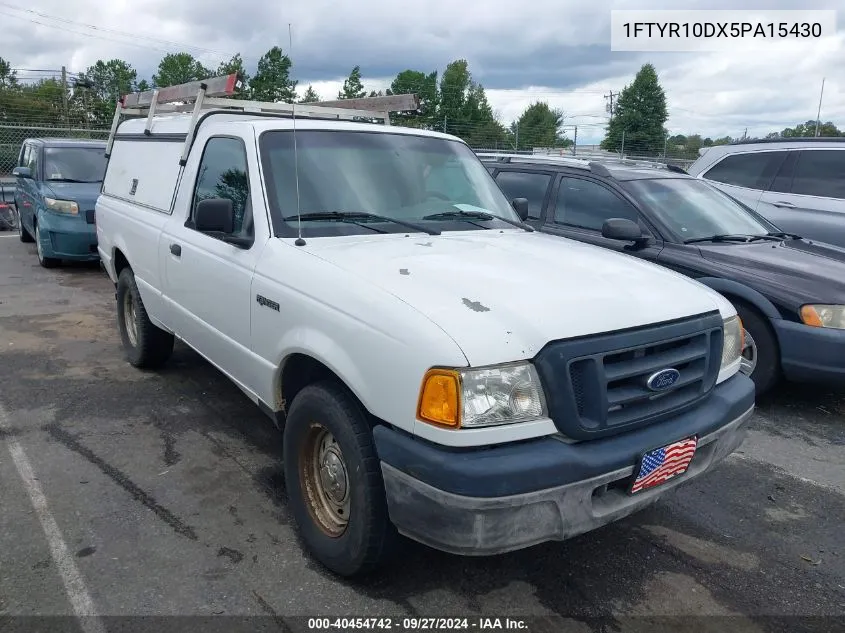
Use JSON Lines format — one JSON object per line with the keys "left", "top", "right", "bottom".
{"left": 554, "top": 177, "right": 640, "bottom": 230}
{"left": 190, "top": 137, "right": 253, "bottom": 239}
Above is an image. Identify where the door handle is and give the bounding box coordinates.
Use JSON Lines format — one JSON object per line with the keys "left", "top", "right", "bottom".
{"left": 771, "top": 200, "right": 795, "bottom": 208}
{"left": 170, "top": 243, "right": 181, "bottom": 257}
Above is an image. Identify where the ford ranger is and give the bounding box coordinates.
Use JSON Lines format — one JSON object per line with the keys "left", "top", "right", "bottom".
{"left": 94, "top": 76, "right": 755, "bottom": 577}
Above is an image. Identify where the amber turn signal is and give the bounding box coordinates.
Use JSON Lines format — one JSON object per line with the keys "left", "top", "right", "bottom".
{"left": 417, "top": 369, "right": 460, "bottom": 428}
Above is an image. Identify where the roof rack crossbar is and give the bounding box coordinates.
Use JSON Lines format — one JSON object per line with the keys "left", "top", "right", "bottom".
{"left": 106, "top": 72, "right": 420, "bottom": 160}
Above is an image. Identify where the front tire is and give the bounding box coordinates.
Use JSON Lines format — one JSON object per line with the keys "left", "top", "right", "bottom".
{"left": 735, "top": 302, "right": 779, "bottom": 396}
{"left": 35, "top": 224, "right": 59, "bottom": 268}
{"left": 283, "top": 381, "right": 398, "bottom": 577}
{"left": 116, "top": 267, "right": 174, "bottom": 368}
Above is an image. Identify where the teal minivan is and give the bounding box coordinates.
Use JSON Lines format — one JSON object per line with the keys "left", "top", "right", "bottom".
{"left": 13, "top": 138, "right": 107, "bottom": 267}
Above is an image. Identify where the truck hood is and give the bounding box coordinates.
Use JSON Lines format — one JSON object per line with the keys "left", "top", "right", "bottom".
{"left": 39, "top": 181, "right": 102, "bottom": 210}
{"left": 304, "top": 230, "right": 730, "bottom": 366}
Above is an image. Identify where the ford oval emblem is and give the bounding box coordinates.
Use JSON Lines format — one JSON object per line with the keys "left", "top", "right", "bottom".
{"left": 646, "top": 368, "right": 681, "bottom": 392}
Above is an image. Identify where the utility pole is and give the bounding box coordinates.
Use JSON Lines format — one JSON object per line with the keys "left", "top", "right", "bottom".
{"left": 572, "top": 125, "right": 578, "bottom": 155}
{"left": 61, "top": 65, "right": 68, "bottom": 126}
{"left": 605, "top": 91, "right": 617, "bottom": 120}
{"left": 814, "top": 77, "right": 825, "bottom": 137}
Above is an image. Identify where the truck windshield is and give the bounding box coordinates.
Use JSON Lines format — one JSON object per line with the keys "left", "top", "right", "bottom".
{"left": 43, "top": 146, "right": 107, "bottom": 183}
{"left": 259, "top": 130, "right": 520, "bottom": 235}
{"left": 624, "top": 177, "right": 775, "bottom": 241}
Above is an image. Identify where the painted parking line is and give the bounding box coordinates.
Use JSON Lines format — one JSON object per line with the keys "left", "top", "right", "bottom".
{"left": 0, "top": 401, "right": 105, "bottom": 633}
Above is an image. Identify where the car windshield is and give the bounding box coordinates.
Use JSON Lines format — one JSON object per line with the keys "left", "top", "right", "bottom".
{"left": 43, "top": 146, "right": 107, "bottom": 183}
{"left": 258, "top": 130, "right": 520, "bottom": 234}
{"left": 624, "top": 177, "right": 774, "bottom": 240}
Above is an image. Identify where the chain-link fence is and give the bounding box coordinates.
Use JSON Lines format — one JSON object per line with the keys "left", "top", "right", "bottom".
{"left": 0, "top": 124, "right": 110, "bottom": 176}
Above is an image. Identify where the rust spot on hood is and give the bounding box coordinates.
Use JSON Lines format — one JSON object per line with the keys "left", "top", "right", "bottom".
{"left": 462, "top": 298, "right": 490, "bottom": 312}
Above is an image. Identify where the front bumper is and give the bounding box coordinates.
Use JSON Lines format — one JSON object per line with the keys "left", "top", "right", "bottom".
{"left": 38, "top": 211, "right": 98, "bottom": 260}
{"left": 774, "top": 319, "right": 845, "bottom": 384}
{"left": 375, "top": 373, "right": 755, "bottom": 556}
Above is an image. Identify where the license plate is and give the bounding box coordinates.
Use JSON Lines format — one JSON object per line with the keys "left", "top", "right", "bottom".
{"left": 630, "top": 436, "right": 698, "bottom": 495}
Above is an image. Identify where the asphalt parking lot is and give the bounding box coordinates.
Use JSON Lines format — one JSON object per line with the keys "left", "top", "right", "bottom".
{"left": 0, "top": 232, "right": 843, "bottom": 633}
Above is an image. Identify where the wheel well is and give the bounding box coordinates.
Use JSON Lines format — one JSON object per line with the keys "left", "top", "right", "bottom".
{"left": 721, "top": 293, "right": 780, "bottom": 349}
{"left": 113, "top": 249, "right": 129, "bottom": 277}
{"left": 280, "top": 354, "right": 351, "bottom": 414}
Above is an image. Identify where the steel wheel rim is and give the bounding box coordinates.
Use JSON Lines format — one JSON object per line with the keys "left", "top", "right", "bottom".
{"left": 300, "top": 423, "right": 350, "bottom": 537}
{"left": 123, "top": 289, "right": 138, "bottom": 347}
{"left": 739, "top": 329, "right": 757, "bottom": 376}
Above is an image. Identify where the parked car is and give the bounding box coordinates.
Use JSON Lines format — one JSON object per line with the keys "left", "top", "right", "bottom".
{"left": 0, "top": 177, "right": 16, "bottom": 231}
{"left": 686, "top": 138, "right": 845, "bottom": 249}
{"left": 12, "top": 138, "right": 107, "bottom": 267}
{"left": 479, "top": 151, "right": 845, "bottom": 396}
{"left": 96, "top": 77, "right": 754, "bottom": 577}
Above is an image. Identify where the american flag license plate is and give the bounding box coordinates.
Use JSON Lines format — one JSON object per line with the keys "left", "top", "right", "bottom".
{"left": 630, "top": 436, "right": 698, "bottom": 494}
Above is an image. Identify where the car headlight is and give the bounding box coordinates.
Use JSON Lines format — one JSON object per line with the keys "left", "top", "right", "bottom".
{"left": 44, "top": 197, "right": 79, "bottom": 215}
{"left": 721, "top": 314, "right": 744, "bottom": 371}
{"left": 417, "top": 362, "right": 547, "bottom": 429}
{"left": 800, "top": 304, "right": 845, "bottom": 330}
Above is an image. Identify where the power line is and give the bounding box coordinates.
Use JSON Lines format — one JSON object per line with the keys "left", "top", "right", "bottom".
{"left": 0, "top": 2, "right": 234, "bottom": 59}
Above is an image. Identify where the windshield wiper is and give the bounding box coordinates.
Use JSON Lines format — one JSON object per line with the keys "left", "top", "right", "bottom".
{"left": 422, "top": 209, "right": 534, "bottom": 232}
{"left": 765, "top": 231, "right": 802, "bottom": 240}
{"left": 47, "top": 178, "right": 100, "bottom": 183}
{"left": 684, "top": 234, "right": 762, "bottom": 244}
{"left": 282, "top": 211, "right": 440, "bottom": 236}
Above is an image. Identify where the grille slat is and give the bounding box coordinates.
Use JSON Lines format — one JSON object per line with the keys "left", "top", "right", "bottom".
{"left": 533, "top": 311, "right": 725, "bottom": 441}
{"left": 604, "top": 343, "right": 706, "bottom": 382}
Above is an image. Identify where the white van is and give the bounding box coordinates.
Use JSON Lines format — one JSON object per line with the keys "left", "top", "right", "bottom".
{"left": 95, "top": 76, "right": 755, "bottom": 576}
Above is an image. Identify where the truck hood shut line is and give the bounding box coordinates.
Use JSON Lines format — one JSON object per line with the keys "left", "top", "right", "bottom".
{"left": 302, "top": 230, "right": 728, "bottom": 367}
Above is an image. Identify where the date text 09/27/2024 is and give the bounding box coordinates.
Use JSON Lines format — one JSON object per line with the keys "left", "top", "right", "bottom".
{"left": 307, "top": 617, "right": 529, "bottom": 630}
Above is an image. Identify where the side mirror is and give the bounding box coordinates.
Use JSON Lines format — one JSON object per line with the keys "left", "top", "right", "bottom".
{"left": 601, "top": 218, "right": 648, "bottom": 244}
{"left": 195, "top": 198, "right": 234, "bottom": 233}
{"left": 511, "top": 197, "right": 529, "bottom": 221}
{"left": 12, "top": 166, "right": 32, "bottom": 179}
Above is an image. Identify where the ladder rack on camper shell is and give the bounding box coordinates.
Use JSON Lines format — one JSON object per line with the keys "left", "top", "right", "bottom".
{"left": 106, "top": 72, "right": 421, "bottom": 165}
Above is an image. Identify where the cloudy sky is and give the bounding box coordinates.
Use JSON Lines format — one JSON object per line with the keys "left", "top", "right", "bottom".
{"left": 3, "top": 0, "right": 843, "bottom": 145}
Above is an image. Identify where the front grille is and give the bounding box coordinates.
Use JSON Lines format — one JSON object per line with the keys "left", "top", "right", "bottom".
{"left": 534, "top": 311, "right": 724, "bottom": 441}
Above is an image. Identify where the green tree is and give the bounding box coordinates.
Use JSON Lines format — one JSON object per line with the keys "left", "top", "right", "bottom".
{"left": 0, "top": 57, "right": 19, "bottom": 90}
{"left": 75, "top": 59, "right": 137, "bottom": 125}
{"left": 781, "top": 120, "right": 841, "bottom": 137}
{"left": 136, "top": 79, "right": 150, "bottom": 92}
{"left": 153, "top": 53, "right": 211, "bottom": 87}
{"left": 434, "top": 60, "right": 507, "bottom": 146}
{"left": 338, "top": 66, "right": 366, "bottom": 99}
{"left": 601, "top": 63, "right": 668, "bottom": 155}
{"left": 390, "top": 69, "right": 438, "bottom": 126}
{"left": 299, "top": 85, "right": 320, "bottom": 103}
{"left": 216, "top": 54, "right": 250, "bottom": 99}
{"left": 250, "top": 46, "right": 297, "bottom": 103}
{"left": 511, "top": 102, "right": 570, "bottom": 150}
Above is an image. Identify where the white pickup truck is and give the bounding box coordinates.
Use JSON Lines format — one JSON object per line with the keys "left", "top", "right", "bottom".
{"left": 95, "top": 76, "right": 755, "bottom": 577}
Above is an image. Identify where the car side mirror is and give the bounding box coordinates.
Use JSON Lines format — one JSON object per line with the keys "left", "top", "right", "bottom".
{"left": 602, "top": 218, "right": 648, "bottom": 244}
{"left": 511, "top": 198, "right": 529, "bottom": 221}
{"left": 12, "top": 166, "right": 32, "bottom": 179}
{"left": 195, "top": 198, "right": 234, "bottom": 233}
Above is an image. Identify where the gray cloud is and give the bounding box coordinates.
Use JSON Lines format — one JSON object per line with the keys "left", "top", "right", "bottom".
{"left": 2, "top": 0, "right": 843, "bottom": 142}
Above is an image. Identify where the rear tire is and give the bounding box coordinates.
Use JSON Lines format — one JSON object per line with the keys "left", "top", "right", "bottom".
{"left": 116, "top": 267, "right": 174, "bottom": 368}
{"left": 283, "top": 381, "right": 399, "bottom": 577}
{"left": 734, "top": 301, "right": 779, "bottom": 396}
{"left": 19, "top": 211, "right": 34, "bottom": 243}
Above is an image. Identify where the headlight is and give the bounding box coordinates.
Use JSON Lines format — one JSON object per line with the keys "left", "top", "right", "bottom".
{"left": 800, "top": 304, "right": 845, "bottom": 330}
{"left": 417, "top": 362, "right": 547, "bottom": 429}
{"left": 44, "top": 197, "right": 79, "bottom": 215}
{"left": 721, "top": 314, "right": 744, "bottom": 371}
